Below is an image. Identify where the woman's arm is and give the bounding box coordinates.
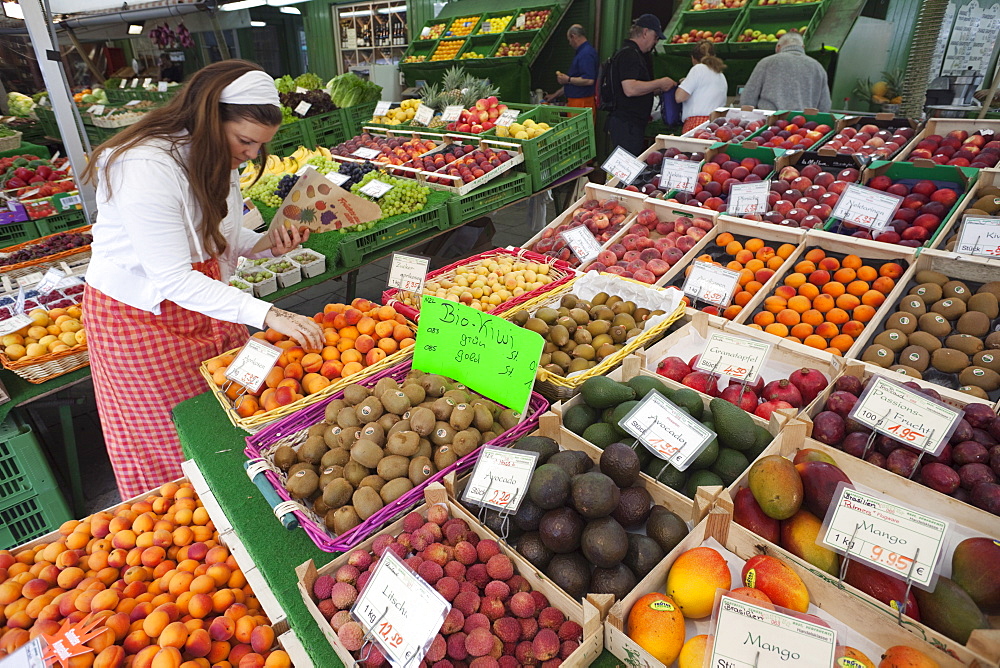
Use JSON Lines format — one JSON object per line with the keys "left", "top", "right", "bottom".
{"left": 250, "top": 222, "right": 310, "bottom": 256}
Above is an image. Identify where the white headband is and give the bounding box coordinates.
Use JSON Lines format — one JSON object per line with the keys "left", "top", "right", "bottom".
{"left": 219, "top": 70, "right": 281, "bottom": 107}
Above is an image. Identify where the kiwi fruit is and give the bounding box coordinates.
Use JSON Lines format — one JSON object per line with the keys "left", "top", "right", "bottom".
{"left": 942, "top": 281, "right": 971, "bottom": 302}
{"left": 387, "top": 419, "right": 411, "bottom": 438}
{"left": 968, "top": 292, "right": 1000, "bottom": 318}
{"left": 273, "top": 445, "right": 297, "bottom": 471}
{"left": 915, "top": 270, "right": 949, "bottom": 286}
{"left": 343, "top": 384, "right": 369, "bottom": 406}
{"left": 386, "top": 431, "right": 420, "bottom": 457}
{"left": 889, "top": 365, "right": 922, "bottom": 379}
{"left": 324, "top": 400, "right": 348, "bottom": 423}
{"left": 321, "top": 448, "right": 350, "bottom": 468}
{"left": 907, "top": 331, "right": 941, "bottom": 353}
{"left": 420, "top": 374, "right": 449, "bottom": 397}
{"left": 338, "top": 428, "right": 360, "bottom": 450}
{"left": 416, "top": 439, "right": 433, "bottom": 460}
{"left": 352, "top": 487, "right": 384, "bottom": 520}
{"left": 918, "top": 313, "right": 951, "bottom": 337}
{"left": 350, "top": 439, "right": 383, "bottom": 468}
{"left": 443, "top": 389, "right": 471, "bottom": 404}
{"left": 973, "top": 195, "right": 1000, "bottom": 215}
{"left": 376, "top": 455, "right": 410, "bottom": 481}
{"left": 373, "top": 377, "right": 399, "bottom": 398}
{"left": 862, "top": 344, "right": 895, "bottom": 368}
{"left": 313, "top": 497, "right": 331, "bottom": 517}
{"left": 343, "top": 460, "right": 369, "bottom": 487}
{"left": 946, "top": 334, "right": 983, "bottom": 355}
{"left": 381, "top": 391, "right": 410, "bottom": 416}
{"left": 323, "top": 425, "right": 342, "bottom": 449}
{"left": 330, "top": 506, "right": 361, "bottom": 534}
{"left": 298, "top": 436, "right": 328, "bottom": 465}
{"left": 899, "top": 345, "right": 929, "bottom": 372}
{"left": 359, "top": 475, "right": 386, "bottom": 493}
{"left": 957, "top": 311, "right": 990, "bottom": 337}
{"left": 307, "top": 423, "right": 326, "bottom": 439}
{"left": 973, "top": 351, "right": 1000, "bottom": 373}
{"left": 960, "top": 366, "right": 1000, "bottom": 391}
{"left": 360, "top": 423, "right": 385, "bottom": 447}
{"left": 319, "top": 465, "right": 344, "bottom": 489}
{"left": 897, "top": 296, "right": 926, "bottom": 317}
{"left": 979, "top": 282, "right": 1000, "bottom": 301}
{"left": 322, "top": 478, "right": 353, "bottom": 508}
{"left": 910, "top": 283, "right": 943, "bottom": 303}
{"left": 452, "top": 430, "right": 479, "bottom": 457}
{"left": 450, "top": 403, "right": 474, "bottom": 430}
{"left": 874, "top": 329, "right": 908, "bottom": 352}
{"left": 987, "top": 332, "right": 1000, "bottom": 349}
{"left": 287, "top": 462, "right": 314, "bottom": 477}
{"left": 409, "top": 457, "right": 436, "bottom": 485}
{"left": 401, "top": 383, "right": 426, "bottom": 406}
{"left": 381, "top": 478, "right": 413, "bottom": 504}
{"left": 931, "top": 348, "right": 969, "bottom": 373}
{"left": 434, "top": 445, "right": 458, "bottom": 470}
{"left": 932, "top": 298, "right": 966, "bottom": 320}
{"left": 285, "top": 468, "right": 319, "bottom": 500}
{"left": 958, "top": 385, "right": 990, "bottom": 400}
{"left": 886, "top": 312, "right": 918, "bottom": 334}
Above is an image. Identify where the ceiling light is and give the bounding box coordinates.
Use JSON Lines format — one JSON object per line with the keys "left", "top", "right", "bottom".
{"left": 339, "top": 9, "right": 372, "bottom": 17}
{"left": 127, "top": 22, "right": 144, "bottom": 34}
{"left": 221, "top": 0, "right": 266, "bottom": 10}
{"left": 267, "top": 0, "right": 308, "bottom": 5}
{"left": 250, "top": 20, "right": 266, "bottom": 26}
{"left": 3, "top": 2, "right": 24, "bottom": 20}
{"left": 279, "top": 6, "right": 300, "bottom": 14}
{"left": 378, "top": 6, "right": 406, "bottom": 13}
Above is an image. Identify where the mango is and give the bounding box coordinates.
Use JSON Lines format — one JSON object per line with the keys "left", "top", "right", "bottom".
{"left": 678, "top": 634, "right": 711, "bottom": 668}
{"left": 733, "top": 487, "right": 779, "bottom": 544}
{"left": 793, "top": 448, "right": 839, "bottom": 466}
{"left": 844, "top": 560, "right": 920, "bottom": 622}
{"left": 795, "top": 460, "right": 852, "bottom": 519}
{"left": 741, "top": 554, "right": 809, "bottom": 612}
{"left": 912, "top": 576, "right": 989, "bottom": 644}
{"left": 878, "top": 645, "right": 939, "bottom": 668}
{"left": 748, "top": 455, "right": 803, "bottom": 520}
{"left": 780, "top": 509, "right": 841, "bottom": 575}
{"left": 837, "top": 646, "right": 875, "bottom": 668}
{"left": 951, "top": 537, "right": 1000, "bottom": 613}
{"left": 666, "top": 547, "right": 731, "bottom": 619}
{"left": 625, "top": 593, "right": 686, "bottom": 665}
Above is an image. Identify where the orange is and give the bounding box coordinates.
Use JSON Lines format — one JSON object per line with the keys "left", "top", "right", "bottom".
{"left": 804, "top": 248, "right": 826, "bottom": 263}
{"left": 802, "top": 309, "right": 825, "bottom": 327}
{"left": 797, "top": 283, "right": 820, "bottom": 300}
{"left": 829, "top": 334, "right": 854, "bottom": 353}
{"left": 813, "top": 294, "right": 835, "bottom": 313}
{"left": 841, "top": 254, "right": 863, "bottom": 269}
{"left": 861, "top": 290, "right": 885, "bottom": 307}
{"left": 776, "top": 243, "right": 796, "bottom": 259}
{"left": 723, "top": 305, "right": 742, "bottom": 320}
{"left": 784, "top": 272, "right": 807, "bottom": 289}
{"left": 764, "top": 323, "right": 789, "bottom": 337}
{"left": 856, "top": 265, "right": 878, "bottom": 282}
{"left": 678, "top": 635, "right": 712, "bottom": 668}
{"left": 777, "top": 309, "right": 800, "bottom": 327}
{"left": 853, "top": 305, "right": 876, "bottom": 322}
{"left": 787, "top": 295, "right": 811, "bottom": 313}
{"left": 803, "top": 334, "right": 828, "bottom": 349}
{"left": 716, "top": 232, "right": 735, "bottom": 247}
{"left": 625, "top": 593, "right": 686, "bottom": 664}
{"left": 763, "top": 296, "right": 787, "bottom": 313}
{"left": 794, "top": 260, "right": 816, "bottom": 274}
{"left": 744, "top": 238, "right": 765, "bottom": 253}
{"left": 833, "top": 267, "right": 857, "bottom": 283}
{"left": 753, "top": 311, "right": 775, "bottom": 327}
{"left": 725, "top": 241, "right": 743, "bottom": 256}
{"left": 734, "top": 291, "right": 754, "bottom": 306}
{"left": 826, "top": 307, "right": 850, "bottom": 325}
{"left": 871, "top": 276, "right": 895, "bottom": 294}
{"left": 666, "top": 547, "right": 731, "bottom": 619}
{"left": 790, "top": 323, "right": 814, "bottom": 339}
{"left": 847, "top": 280, "right": 870, "bottom": 297}
{"left": 822, "top": 281, "right": 846, "bottom": 298}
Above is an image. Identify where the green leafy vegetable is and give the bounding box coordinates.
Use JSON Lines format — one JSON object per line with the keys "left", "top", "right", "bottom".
{"left": 325, "top": 73, "right": 383, "bottom": 109}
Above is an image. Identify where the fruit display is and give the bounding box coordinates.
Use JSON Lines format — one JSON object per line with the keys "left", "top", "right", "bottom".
{"left": 206, "top": 299, "right": 415, "bottom": 418}
{"left": 691, "top": 0, "right": 746, "bottom": 8}
{"left": 735, "top": 26, "right": 807, "bottom": 42}
{"left": 669, "top": 151, "right": 775, "bottom": 212}
{"left": 818, "top": 122, "right": 916, "bottom": 159}
{"left": 567, "top": 373, "right": 773, "bottom": 496}
{"left": 402, "top": 54, "right": 427, "bottom": 63}
{"left": 240, "top": 147, "right": 335, "bottom": 206}
{"left": 0, "top": 230, "right": 92, "bottom": 269}
{"left": 687, "top": 116, "right": 766, "bottom": 142}
{"left": 370, "top": 98, "right": 421, "bottom": 125}
{"left": 747, "top": 114, "right": 833, "bottom": 150}
{"left": 670, "top": 29, "right": 727, "bottom": 44}
{"left": 496, "top": 42, "right": 530, "bottom": 57}
{"left": 444, "top": 96, "right": 511, "bottom": 134}
{"left": 615, "top": 145, "right": 707, "bottom": 197}
{"left": 420, "top": 67, "right": 501, "bottom": 123}
{"left": 748, "top": 163, "right": 861, "bottom": 229}
{"left": 0, "top": 480, "right": 288, "bottom": 667}
{"left": 942, "top": 179, "right": 1000, "bottom": 252}
{"left": 399, "top": 257, "right": 558, "bottom": 312}
{"left": 402, "top": 143, "right": 516, "bottom": 186}
{"left": 511, "top": 9, "right": 550, "bottom": 30}
{"left": 478, "top": 15, "right": 512, "bottom": 33}
{"left": 2, "top": 305, "right": 85, "bottom": 359}
{"left": 529, "top": 198, "right": 633, "bottom": 267}
{"left": 510, "top": 293, "right": 668, "bottom": 377}
{"left": 904, "top": 128, "right": 1000, "bottom": 168}
{"left": 494, "top": 117, "right": 550, "bottom": 140}
{"left": 350, "top": 171, "right": 430, "bottom": 219}
{"left": 828, "top": 171, "right": 964, "bottom": 246}
{"left": 432, "top": 40, "right": 466, "bottom": 61}
{"left": 460, "top": 51, "right": 486, "bottom": 59}
{"left": 748, "top": 249, "right": 905, "bottom": 354}
{"left": 446, "top": 16, "right": 480, "bottom": 37}
{"left": 330, "top": 133, "right": 439, "bottom": 166}
{"left": 279, "top": 89, "right": 336, "bottom": 118}
{"left": 420, "top": 22, "right": 446, "bottom": 39}
{"left": 307, "top": 501, "right": 585, "bottom": 665}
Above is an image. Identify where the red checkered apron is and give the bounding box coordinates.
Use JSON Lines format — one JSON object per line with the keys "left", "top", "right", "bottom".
{"left": 83, "top": 258, "right": 249, "bottom": 499}
{"left": 683, "top": 115, "right": 710, "bottom": 134}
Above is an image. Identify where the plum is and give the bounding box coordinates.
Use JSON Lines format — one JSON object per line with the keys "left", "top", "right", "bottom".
{"left": 812, "top": 411, "right": 845, "bottom": 446}
{"left": 959, "top": 463, "right": 997, "bottom": 490}
{"left": 970, "top": 482, "right": 1000, "bottom": 514}
{"left": 952, "top": 441, "right": 989, "bottom": 466}
{"left": 919, "top": 463, "right": 961, "bottom": 495}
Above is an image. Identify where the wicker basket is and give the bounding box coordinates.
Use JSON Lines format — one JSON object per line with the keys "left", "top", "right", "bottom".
{"left": 244, "top": 358, "right": 549, "bottom": 552}
{"left": 506, "top": 272, "right": 688, "bottom": 401}
{"left": 0, "top": 342, "right": 88, "bottom": 383}
{"left": 0, "top": 226, "right": 93, "bottom": 277}
{"left": 381, "top": 247, "right": 576, "bottom": 322}
{"left": 0, "top": 132, "right": 22, "bottom": 152}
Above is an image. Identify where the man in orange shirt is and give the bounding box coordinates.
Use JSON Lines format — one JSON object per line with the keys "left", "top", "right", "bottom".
{"left": 545, "top": 25, "right": 598, "bottom": 111}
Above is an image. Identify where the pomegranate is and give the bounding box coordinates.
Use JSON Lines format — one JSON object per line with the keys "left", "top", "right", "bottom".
{"left": 787, "top": 368, "right": 828, "bottom": 405}
{"left": 719, "top": 384, "right": 758, "bottom": 412}
{"left": 761, "top": 379, "right": 803, "bottom": 408}
{"left": 681, "top": 371, "right": 720, "bottom": 396}
{"left": 755, "top": 400, "right": 793, "bottom": 420}
{"left": 655, "top": 356, "right": 692, "bottom": 383}
{"left": 727, "top": 375, "right": 765, "bottom": 397}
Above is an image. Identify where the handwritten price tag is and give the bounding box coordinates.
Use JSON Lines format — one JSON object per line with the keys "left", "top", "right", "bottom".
{"left": 821, "top": 484, "right": 949, "bottom": 590}
{"left": 326, "top": 171, "right": 351, "bottom": 187}
{"left": 293, "top": 101, "right": 312, "bottom": 117}
{"left": 414, "top": 104, "right": 435, "bottom": 126}
{"left": 34, "top": 268, "right": 65, "bottom": 295}
{"left": 955, "top": 215, "right": 1000, "bottom": 257}
{"left": 681, "top": 261, "right": 741, "bottom": 307}
{"left": 352, "top": 550, "right": 451, "bottom": 666}
{"left": 496, "top": 109, "right": 519, "bottom": 127}
{"left": 848, "top": 375, "right": 963, "bottom": 455}
{"left": 387, "top": 252, "right": 430, "bottom": 294}
{"left": 727, "top": 180, "right": 771, "bottom": 215}
{"left": 414, "top": 296, "right": 543, "bottom": 416}
{"left": 17, "top": 272, "right": 44, "bottom": 288}
{"left": 352, "top": 146, "right": 382, "bottom": 160}
{"left": 359, "top": 180, "right": 393, "bottom": 199}
{"left": 560, "top": 225, "right": 603, "bottom": 263}
{"left": 125, "top": 100, "right": 141, "bottom": 106}
{"left": 119, "top": 80, "right": 127, "bottom": 89}
{"left": 0, "top": 313, "right": 32, "bottom": 337}
{"left": 618, "top": 390, "right": 715, "bottom": 470}
{"left": 709, "top": 597, "right": 837, "bottom": 668}
{"left": 142, "top": 78, "right": 152, "bottom": 88}
{"left": 462, "top": 446, "right": 539, "bottom": 512}
{"left": 86, "top": 104, "right": 104, "bottom": 115}
{"left": 224, "top": 339, "right": 282, "bottom": 393}
{"left": 602, "top": 147, "right": 644, "bottom": 185}
{"left": 442, "top": 105, "right": 464, "bottom": 123}
{"left": 694, "top": 331, "right": 771, "bottom": 383}
{"left": 660, "top": 159, "right": 702, "bottom": 193}
{"left": 373, "top": 100, "right": 392, "bottom": 117}
{"left": 295, "top": 86, "right": 309, "bottom": 94}
{"left": 831, "top": 183, "right": 903, "bottom": 231}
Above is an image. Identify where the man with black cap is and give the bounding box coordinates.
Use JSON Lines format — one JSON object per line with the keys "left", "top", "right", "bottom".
{"left": 603, "top": 14, "right": 676, "bottom": 156}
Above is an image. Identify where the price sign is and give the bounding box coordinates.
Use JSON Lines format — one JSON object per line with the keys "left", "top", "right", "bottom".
{"left": 0, "top": 313, "right": 32, "bottom": 337}
{"left": 359, "top": 180, "right": 393, "bottom": 199}
{"left": 14, "top": 288, "right": 24, "bottom": 315}
{"left": 34, "top": 268, "right": 65, "bottom": 295}
{"left": 516, "top": 14, "right": 526, "bottom": 28}
{"left": 414, "top": 296, "right": 543, "bottom": 416}
{"left": 618, "top": 390, "right": 715, "bottom": 470}
{"left": 352, "top": 146, "right": 382, "bottom": 159}
{"left": 660, "top": 159, "right": 702, "bottom": 193}
{"left": 119, "top": 79, "right": 127, "bottom": 88}
{"left": 681, "top": 261, "right": 741, "bottom": 307}
{"left": 351, "top": 550, "right": 451, "bottom": 667}
{"left": 387, "top": 252, "right": 430, "bottom": 294}
{"left": 496, "top": 109, "right": 519, "bottom": 127}
{"left": 694, "top": 331, "right": 771, "bottom": 383}
{"left": 295, "top": 86, "right": 309, "bottom": 94}
{"left": 142, "top": 78, "right": 152, "bottom": 88}
{"left": 602, "top": 147, "right": 644, "bottom": 185}
{"left": 125, "top": 100, "right": 141, "bottom": 106}
{"left": 727, "top": 180, "right": 771, "bottom": 215}
{"left": 157, "top": 81, "right": 168, "bottom": 92}
{"left": 373, "top": 100, "right": 392, "bottom": 117}
{"left": 129, "top": 78, "right": 138, "bottom": 88}
{"left": 462, "top": 446, "right": 539, "bottom": 512}
{"left": 414, "top": 104, "right": 435, "bottom": 126}
{"left": 86, "top": 104, "right": 104, "bottom": 115}
{"left": 560, "top": 225, "right": 603, "bottom": 263}
{"left": 224, "top": 338, "right": 282, "bottom": 393}
{"left": 0, "top": 636, "right": 45, "bottom": 668}
{"left": 831, "top": 183, "right": 903, "bottom": 231}
{"left": 17, "top": 272, "right": 44, "bottom": 288}
{"left": 293, "top": 101, "right": 312, "bottom": 117}
{"left": 954, "top": 215, "right": 1000, "bottom": 257}
{"left": 709, "top": 597, "right": 837, "bottom": 668}
{"left": 325, "top": 171, "right": 351, "bottom": 187}
{"left": 848, "top": 375, "right": 963, "bottom": 455}
{"left": 820, "top": 484, "right": 949, "bottom": 590}
{"left": 442, "top": 105, "right": 464, "bottom": 123}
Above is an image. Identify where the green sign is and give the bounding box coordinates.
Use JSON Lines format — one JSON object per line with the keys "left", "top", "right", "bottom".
{"left": 413, "top": 296, "right": 543, "bottom": 415}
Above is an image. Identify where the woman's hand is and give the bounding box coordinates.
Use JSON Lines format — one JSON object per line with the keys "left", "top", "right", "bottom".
{"left": 269, "top": 223, "right": 310, "bottom": 256}
{"left": 264, "top": 307, "right": 324, "bottom": 352}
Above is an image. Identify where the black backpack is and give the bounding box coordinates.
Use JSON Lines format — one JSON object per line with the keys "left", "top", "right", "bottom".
{"left": 596, "top": 51, "right": 619, "bottom": 112}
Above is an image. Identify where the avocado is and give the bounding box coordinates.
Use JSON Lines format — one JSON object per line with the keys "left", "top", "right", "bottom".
{"left": 685, "top": 469, "right": 723, "bottom": 498}
{"left": 644, "top": 458, "right": 687, "bottom": 492}
{"left": 646, "top": 505, "right": 689, "bottom": 554}
{"left": 582, "top": 422, "right": 618, "bottom": 449}
{"left": 545, "top": 552, "right": 591, "bottom": 600}
{"left": 514, "top": 532, "right": 553, "bottom": 571}
{"left": 624, "top": 533, "right": 665, "bottom": 580}
{"left": 580, "top": 376, "right": 635, "bottom": 409}
{"left": 669, "top": 388, "right": 704, "bottom": 420}
{"left": 608, "top": 400, "right": 640, "bottom": 436}
{"left": 626, "top": 375, "right": 671, "bottom": 400}
{"left": 600, "top": 442, "right": 641, "bottom": 487}
{"left": 581, "top": 516, "right": 628, "bottom": 568}
{"left": 513, "top": 435, "right": 560, "bottom": 463}
{"left": 538, "top": 507, "right": 584, "bottom": 553}
{"left": 563, "top": 403, "right": 599, "bottom": 436}
{"left": 912, "top": 576, "right": 990, "bottom": 644}
{"left": 711, "top": 448, "right": 751, "bottom": 486}
{"left": 710, "top": 398, "right": 756, "bottom": 451}
{"left": 590, "top": 563, "right": 638, "bottom": 599}
{"left": 547, "top": 450, "right": 594, "bottom": 476}
{"left": 527, "top": 463, "right": 572, "bottom": 510}
{"left": 689, "top": 435, "right": 720, "bottom": 470}
{"left": 512, "top": 498, "right": 546, "bottom": 532}
{"left": 748, "top": 425, "right": 774, "bottom": 461}
{"left": 571, "top": 471, "right": 621, "bottom": 518}
{"left": 611, "top": 486, "right": 652, "bottom": 528}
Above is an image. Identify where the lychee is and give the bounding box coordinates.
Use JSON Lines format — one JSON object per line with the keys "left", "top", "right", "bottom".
{"left": 493, "top": 617, "right": 521, "bottom": 644}
{"left": 317, "top": 599, "right": 338, "bottom": 620}
{"left": 347, "top": 549, "right": 372, "bottom": 570}
{"left": 466, "top": 564, "right": 490, "bottom": 587}
{"left": 371, "top": 534, "right": 394, "bottom": 556}
{"left": 432, "top": 662, "right": 456, "bottom": 668}
{"left": 454, "top": 591, "right": 480, "bottom": 616}
{"left": 422, "top": 520, "right": 444, "bottom": 540}
{"left": 329, "top": 582, "right": 358, "bottom": 609}
{"left": 435, "top": 576, "right": 461, "bottom": 602}
{"left": 338, "top": 620, "right": 365, "bottom": 651}
{"left": 518, "top": 616, "right": 538, "bottom": 640}
{"left": 465, "top": 628, "right": 495, "bottom": 657}
{"left": 403, "top": 511, "right": 424, "bottom": 533}
{"left": 533, "top": 629, "right": 560, "bottom": 661}
{"left": 559, "top": 640, "right": 578, "bottom": 659}
{"left": 410, "top": 531, "right": 431, "bottom": 552}
{"left": 427, "top": 634, "right": 447, "bottom": 662}
{"left": 388, "top": 542, "right": 407, "bottom": 560}
{"left": 447, "top": 632, "right": 468, "bottom": 660}
{"left": 396, "top": 532, "right": 413, "bottom": 551}
{"left": 427, "top": 503, "right": 450, "bottom": 526}
{"left": 312, "top": 574, "right": 335, "bottom": 600}
{"left": 530, "top": 591, "right": 549, "bottom": 612}
{"left": 357, "top": 570, "right": 372, "bottom": 593}
{"left": 477, "top": 539, "right": 501, "bottom": 563}
{"left": 423, "top": 543, "right": 450, "bottom": 567}
{"left": 362, "top": 646, "right": 387, "bottom": 667}
{"left": 444, "top": 519, "right": 472, "bottom": 544}
{"left": 557, "top": 620, "right": 582, "bottom": 641}
{"left": 505, "top": 574, "right": 530, "bottom": 593}
{"left": 454, "top": 541, "right": 478, "bottom": 565}
{"left": 479, "top": 596, "right": 505, "bottom": 621}
{"left": 444, "top": 560, "right": 466, "bottom": 580}
{"left": 441, "top": 608, "right": 465, "bottom": 635}
{"left": 509, "top": 591, "right": 536, "bottom": 618}
{"left": 464, "top": 612, "right": 491, "bottom": 634}
{"left": 484, "top": 580, "right": 510, "bottom": 601}
{"left": 418, "top": 560, "right": 444, "bottom": 585}
{"left": 498, "top": 657, "right": 519, "bottom": 668}
{"left": 541, "top": 659, "right": 562, "bottom": 667}
{"left": 485, "top": 554, "right": 514, "bottom": 581}
{"left": 514, "top": 640, "right": 536, "bottom": 665}
{"left": 329, "top": 609, "right": 352, "bottom": 631}
{"left": 405, "top": 555, "right": 423, "bottom": 572}
{"left": 537, "top": 607, "right": 564, "bottom": 630}
{"left": 469, "top": 658, "right": 499, "bottom": 668}
{"left": 335, "top": 564, "right": 360, "bottom": 586}
{"left": 459, "top": 580, "right": 479, "bottom": 594}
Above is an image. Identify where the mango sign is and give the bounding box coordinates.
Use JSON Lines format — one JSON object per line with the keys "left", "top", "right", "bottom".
{"left": 413, "top": 296, "right": 543, "bottom": 415}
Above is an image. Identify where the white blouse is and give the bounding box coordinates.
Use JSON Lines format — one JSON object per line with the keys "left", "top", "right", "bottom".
{"left": 86, "top": 138, "right": 273, "bottom": 329}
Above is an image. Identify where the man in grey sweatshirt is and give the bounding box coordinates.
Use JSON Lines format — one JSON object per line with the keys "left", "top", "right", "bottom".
{"left": 739, "top": 32, "right": 831, "bottom": 111}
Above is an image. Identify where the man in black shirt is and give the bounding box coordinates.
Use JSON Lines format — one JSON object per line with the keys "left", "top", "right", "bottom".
{"left": 605, "top": 14, "right": 676, "bottom": 156}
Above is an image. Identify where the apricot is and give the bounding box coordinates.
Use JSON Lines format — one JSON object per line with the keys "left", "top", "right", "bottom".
{"left": 234, "top": 615, "right": 257, "bottom": 644}
{"left": 57, "top": 566, "right": 86, "bottom": 589}
{"left": 249, "top": 625, "right": 275, "bottom": 654}
{"left": 151, "top": 646, "right": 183, "bottom": 668}
{"left": 123, "top": 629, "right": 152, "bottom": 654}
{"left": 344, "top": 308, "right": 363, "bottom": 325}
{"left": 208, "top": 640, "right": 232, "bottom": 664}
{"left": 365, "top": 349, "right": 386, "bottom": 366}
{"left": 86, "top": 627, "right": 116, "bottom": 653}
{"left": 91, "top": 589, "right": 120, "bottom": 612}
{"left": 301, "top": 373, "right": 331, "bottom": 395}
{"left": 239, "top": 653, "right": 265, "bottom": 668}
{"left": 93, "top": 645, "right": 125, "bottom": 668}
{"left": 159, "top": 621, "right": 189, "bottom": 649}
{"left": 22, "top": 577, "right": 49, "bottom": 599}
{"left": 0, "top": 628, "right": 30, "bottom": 653}
{"left": 264, "top": 651, "right": 291, "bottom": 668}
{"left": 209, "top": 615, "right": 236, "bottom": 641}
{"left": 229, "top": 644, "right": 253, "bottom": 667}
{"left": 143, "top": 609, "right": 171, "bottom": 638}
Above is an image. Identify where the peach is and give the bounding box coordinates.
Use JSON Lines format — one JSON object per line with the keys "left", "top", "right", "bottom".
{"left": 93, "top": 645, "right": 125, "bottom": 668}
{"left": 209, "top": 615, "right": 236, "bottom": 641}
{"left": 249, "top": 625, "right": 275, "bottom": 654}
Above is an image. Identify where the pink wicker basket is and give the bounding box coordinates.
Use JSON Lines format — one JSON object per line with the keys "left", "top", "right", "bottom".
{"left": 244, "top": 358, "right": 548, "bottom": 552}
{"left": 381, "top": 247, "right": 575, "bottom": 322}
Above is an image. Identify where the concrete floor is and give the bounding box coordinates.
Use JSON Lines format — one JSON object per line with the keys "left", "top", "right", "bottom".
{"left": 25, "top": 191, "right": 560, "bottom": 517}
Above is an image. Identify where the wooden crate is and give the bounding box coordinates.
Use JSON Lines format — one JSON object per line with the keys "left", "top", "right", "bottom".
{"left": 606, "top": 135, "right": 715, "bottom": 188}
{"left": 893, "top": 119, "right": 1000, "bottom": 162}
{"left": 933, "top": 169, "right": 1000, "bottom": 256}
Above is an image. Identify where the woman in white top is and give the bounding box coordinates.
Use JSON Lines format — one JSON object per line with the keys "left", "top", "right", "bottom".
{"left": 675, "top": 41, "right": 728, "bottom": 134}
{"left": 82, "top": 60, "right": 323, "bottom": 497}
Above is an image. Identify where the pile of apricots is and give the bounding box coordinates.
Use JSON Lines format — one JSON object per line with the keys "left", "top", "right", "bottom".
{"left": 0, "top": 481, "right": 289, "bottom": 668}
{"left": 748, "top": 249, "right": 904, "bottom": 354}
{"left": 207, "top": 299, "right": 416, "bottom": 417}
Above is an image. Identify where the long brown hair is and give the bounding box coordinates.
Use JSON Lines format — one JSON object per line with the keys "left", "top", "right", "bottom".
{"left": 691, "top": 41, "right": 726, "bottom": 73}
{"left": 83, "top": 60, "right": 282, "bottom": 257}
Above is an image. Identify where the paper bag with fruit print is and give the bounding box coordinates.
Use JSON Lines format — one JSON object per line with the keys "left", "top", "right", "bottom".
{"left": 271, "top": 166, "right": 382, "bottom": 233}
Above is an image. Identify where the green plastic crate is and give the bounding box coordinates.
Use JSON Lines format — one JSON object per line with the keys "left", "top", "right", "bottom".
{"left": 105, "top": 88, "right": 131, "bottom": 105}
{"left": 0, "top": 489, "right": 72, "bottom": 550}
{"left": 34, "top": 210, "right": 88, "bottom": 236}
{"left": 447, "top": 171, "right": 530, "bottom": 224}
{"left": 268, "top": 121, "right": 308, "bottom": 157}
{"left": 85, "top": 124, "right": 121, "bottom": 147}
{"left": 340, "top": 102, "right": 380, "bottom": 138}
{"left": 728, "top": 4, "right": 821, "bottom": 49}
{"left": 0, "top": 414, "right": 61, "bottom": 508}
{"left": 306, "top": 111, "right": 348, "bottom": 149}
{"left": 338, "top": 191, "right": 451, "bottom": 267}
{"left": 664, "top": 10, "right": 742, "bottom": 51}
{"left": 33, "top": 107, "right": 60, "bottom": 139}
{"left": 0, "top": 220, "right": 41, "bottom": 247}
{"left": 494, "top": 104, "right": 595, "bottom": 190}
